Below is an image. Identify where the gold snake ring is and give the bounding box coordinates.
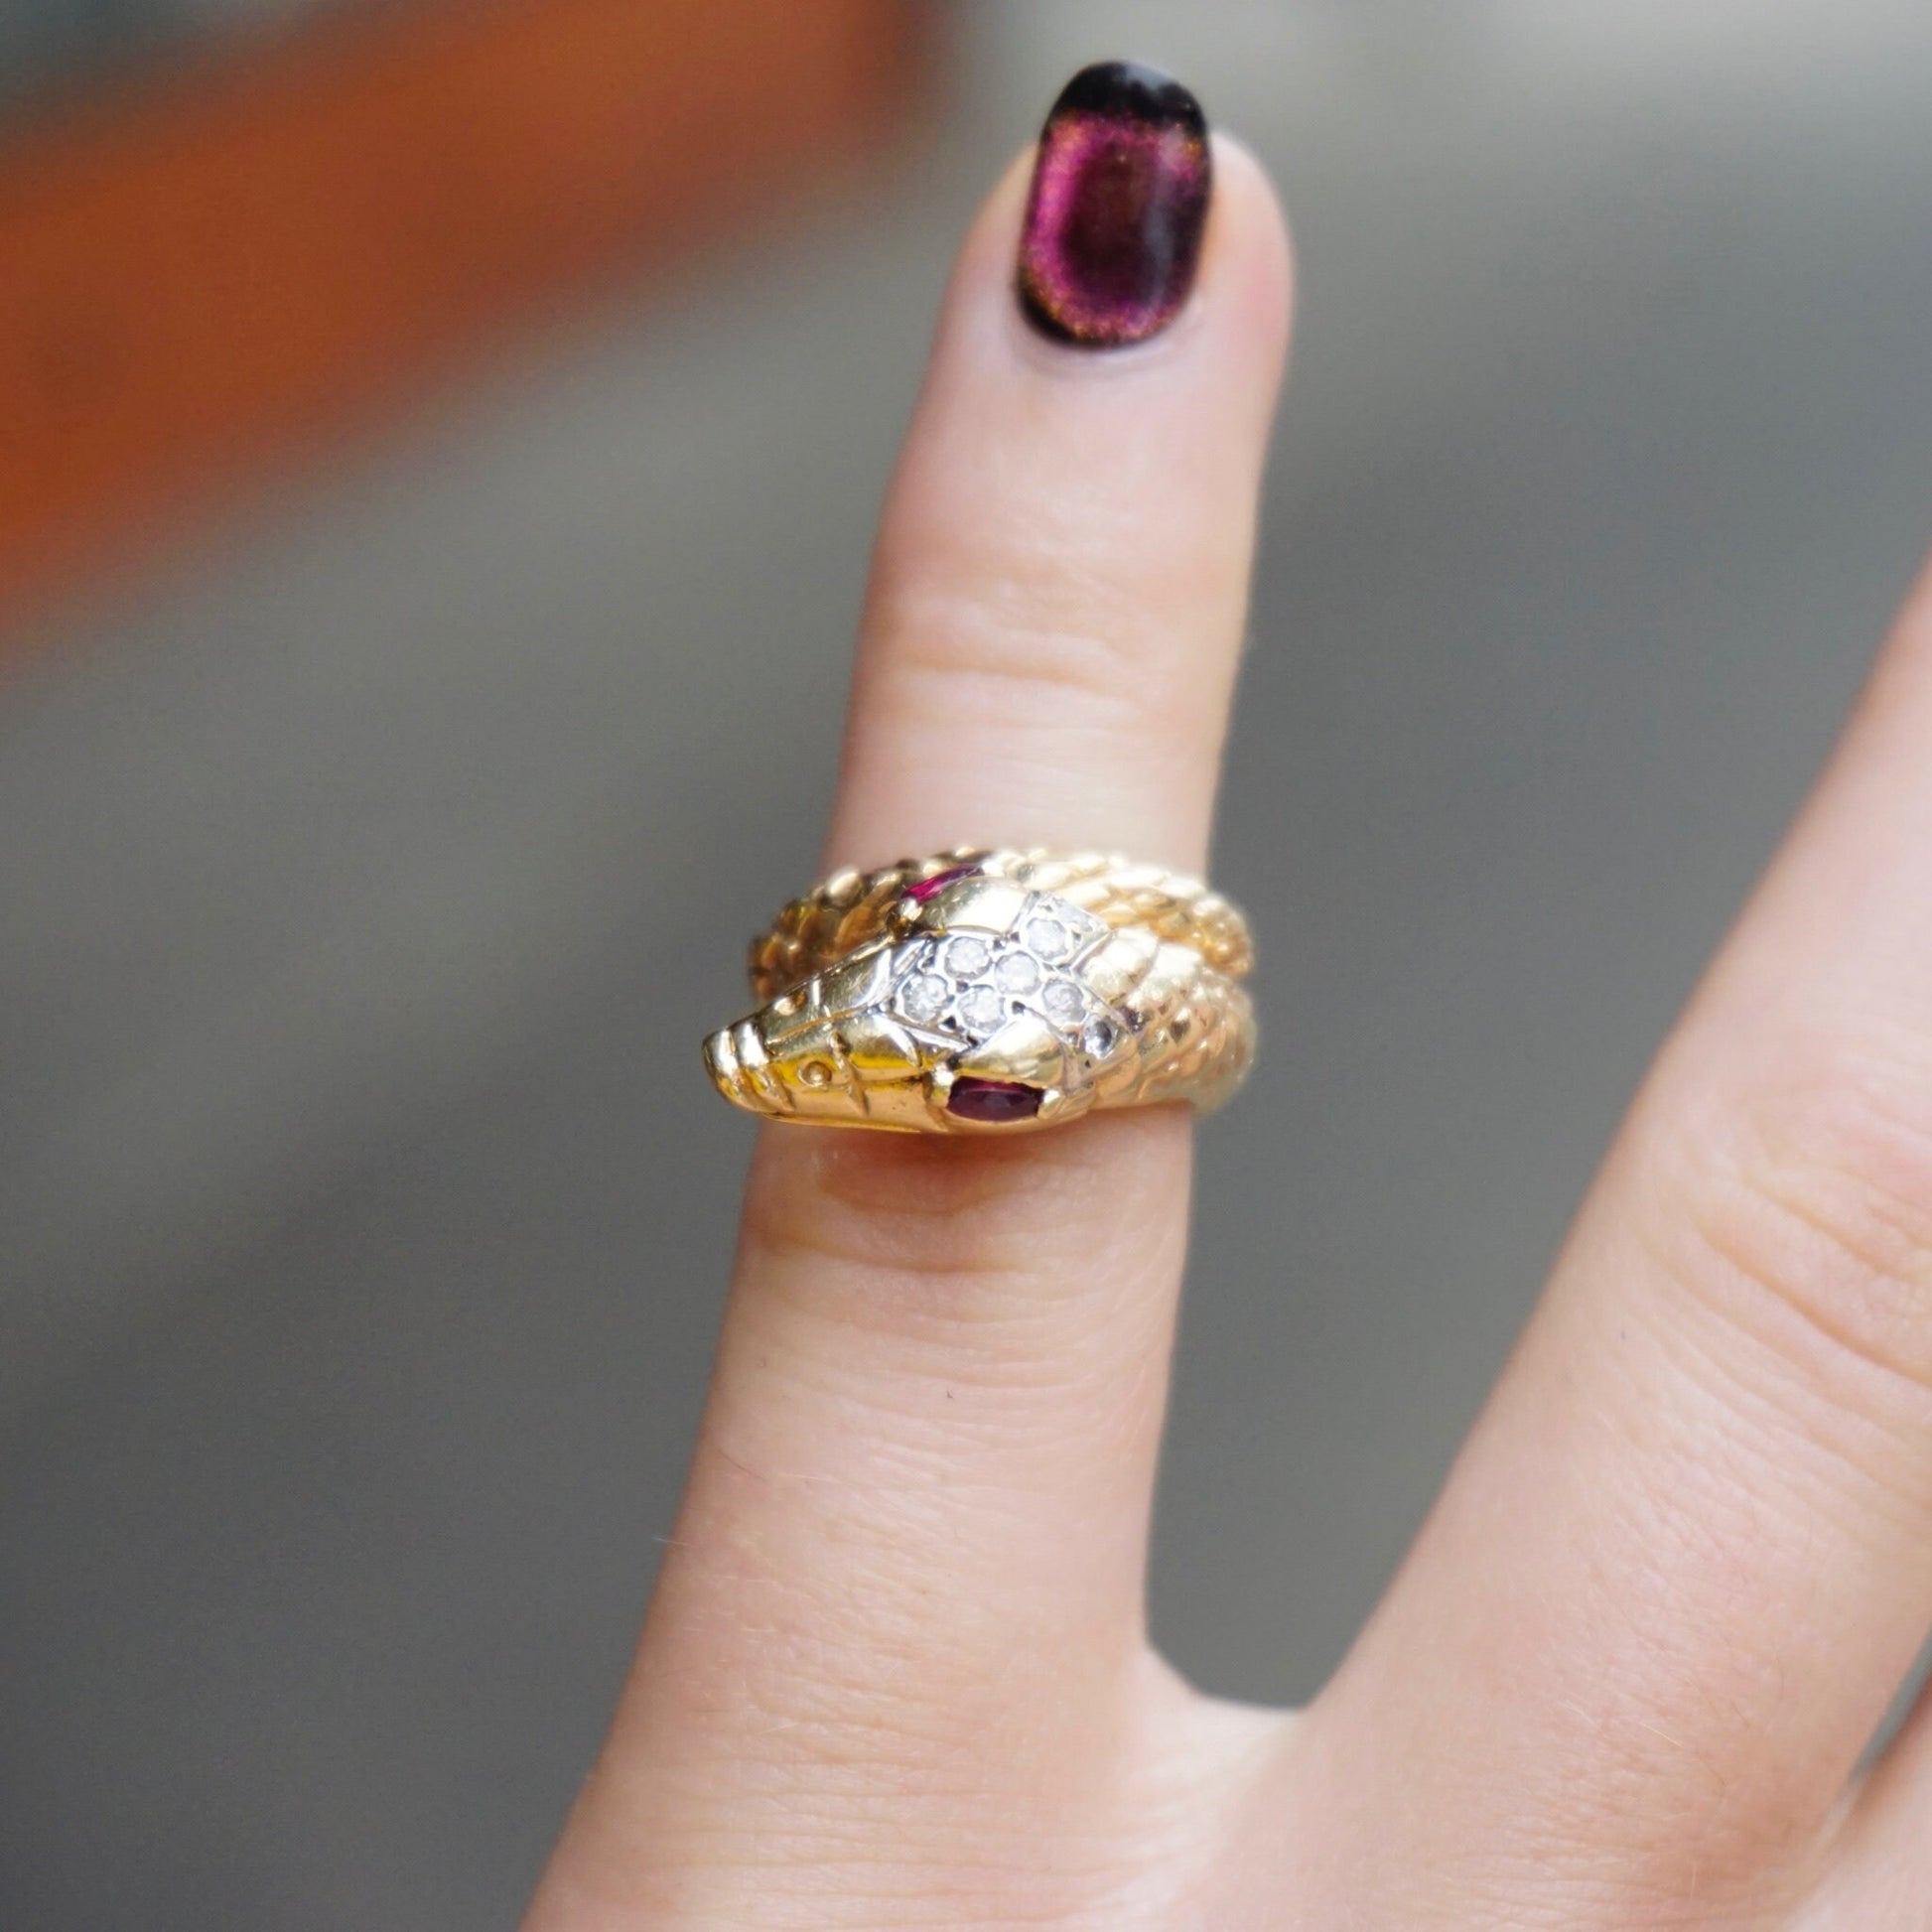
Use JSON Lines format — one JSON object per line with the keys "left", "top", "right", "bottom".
{"left": 703, "top": 850, "right": 1255, "bottom": 1134}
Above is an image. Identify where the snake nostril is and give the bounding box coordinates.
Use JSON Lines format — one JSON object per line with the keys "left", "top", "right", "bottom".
{"left": 798, "top": 1059, "right": 834, "bottom": 1089}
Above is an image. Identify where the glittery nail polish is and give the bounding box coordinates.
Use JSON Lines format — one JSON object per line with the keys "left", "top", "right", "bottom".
{"left": 1017, "top": 61, "right": 1211, "bottom": 349}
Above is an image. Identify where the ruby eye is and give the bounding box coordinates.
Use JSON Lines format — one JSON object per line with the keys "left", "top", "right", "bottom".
{"left": 904, "top": 864, "right": 982, "bottom": 906}
{"left": 947, "top": 1077, "right": 1042, "bottom": 1123}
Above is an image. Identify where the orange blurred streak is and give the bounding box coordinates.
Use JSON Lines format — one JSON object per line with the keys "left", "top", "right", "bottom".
{"left": 0, "top": 0, "right": 928, "bottom": 628}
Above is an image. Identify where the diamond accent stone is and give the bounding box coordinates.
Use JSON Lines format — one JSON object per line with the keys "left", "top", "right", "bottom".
{"left": 1023, "top": 915, "right": 1071, "bottom": 960}
{"left": 995, "top": 951, "right": 1041, "bottom": 994}
{"left": 956, "top": 984, "right": 1005, "bottom": 1036}
{"left": 1041, "top": 979, "right": 1085, "bottom": 1024}
{"left": 897, "top": 972, "right": 950, "bottom": 1025}
{"left": 1082, "top": 1017, "right": 1118, "bottom": 1059}
{"left": 943, "top": 936, "right": 991, "bottom": 980}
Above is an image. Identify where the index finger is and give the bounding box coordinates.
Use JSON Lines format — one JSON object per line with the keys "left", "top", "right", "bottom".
{"left": 526, "top": 62, "right": 1291, "bottom": 1927}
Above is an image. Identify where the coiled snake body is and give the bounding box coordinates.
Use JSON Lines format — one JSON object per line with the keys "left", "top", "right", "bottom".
{"left": 704, "top": 850, "right": 1255, "bottom": 1134}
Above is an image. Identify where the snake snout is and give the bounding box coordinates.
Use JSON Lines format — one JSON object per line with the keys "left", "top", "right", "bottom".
{"left": 703, "top": 1020, "right": 780, "bottom": 1118}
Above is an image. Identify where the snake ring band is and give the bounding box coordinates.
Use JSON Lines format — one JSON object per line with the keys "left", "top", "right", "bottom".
{"left": 703, "top": 850, "right": 1255, "bottom": 1134}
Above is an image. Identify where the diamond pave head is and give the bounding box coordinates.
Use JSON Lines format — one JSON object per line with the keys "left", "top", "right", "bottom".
{"left": 705, "top": 870, "right": 1135, "bottom": 1132}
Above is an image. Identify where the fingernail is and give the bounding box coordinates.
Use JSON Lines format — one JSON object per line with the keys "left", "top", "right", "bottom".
{"left": 1017, "top": 60, "right": 1212, "bottom": 349}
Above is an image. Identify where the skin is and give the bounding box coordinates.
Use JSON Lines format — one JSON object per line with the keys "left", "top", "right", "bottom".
{"left": 522, "top": 139, "right": 1932, "bottom": 1930}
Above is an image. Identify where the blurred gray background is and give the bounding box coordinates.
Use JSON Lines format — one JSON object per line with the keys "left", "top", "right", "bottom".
{"left": 7, "top": 1, "right": 1932, "bottom": 1925}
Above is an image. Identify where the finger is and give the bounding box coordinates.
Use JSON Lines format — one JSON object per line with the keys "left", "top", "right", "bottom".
{"left": 1790, "top": 1668, "right": 1932, "bottom": 1930}
{"left": 1284, "top": 556, "right": 1932, "bottom": 1925}
{"left": 528, "top": 65, "right": 1290, "bottom": 1925}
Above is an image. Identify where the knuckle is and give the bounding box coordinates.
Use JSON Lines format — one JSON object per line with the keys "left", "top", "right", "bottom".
{"left": 872, "top": 569, "right": 1219, "bottom": 745}
{"left": 1647, "top": 1035, "right": 1932, "bottom": 1412}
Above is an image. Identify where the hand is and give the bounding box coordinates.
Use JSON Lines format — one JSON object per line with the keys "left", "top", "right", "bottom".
{"left": 524, "top": 62, "right": 1932, "bottom": 1930}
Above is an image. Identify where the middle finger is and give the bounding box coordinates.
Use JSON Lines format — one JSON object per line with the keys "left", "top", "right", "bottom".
{"left": 1286, "top": 561, "right": 1932, "bottom": 1922}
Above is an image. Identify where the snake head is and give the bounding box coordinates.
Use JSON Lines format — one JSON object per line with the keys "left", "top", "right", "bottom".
{"left": 703, "top": 869, "right": 1142, "bottom": 1133}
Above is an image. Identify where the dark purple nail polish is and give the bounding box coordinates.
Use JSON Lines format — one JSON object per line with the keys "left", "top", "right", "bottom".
{"left": 1017, "top": 60, "right": 1211, "bottom": 349}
